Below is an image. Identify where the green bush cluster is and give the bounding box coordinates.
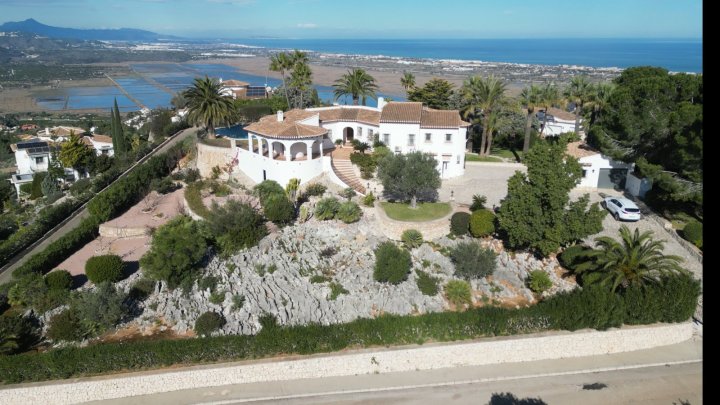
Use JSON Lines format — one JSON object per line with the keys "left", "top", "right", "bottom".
{"left": 150, "top": 177, "right": 178, "bottom": 194}
{"left": 350, "top": 152, "right": 376, "bottom": 179}
{"left": 416, "top": 270, "right": 439, "bottom": 296}
{"left": 469, "top": 194, "right": 487, "bottom": 212}
{"left": 69, "top": 178, "right": 92, "bottom": 197}
{"left": 328, "top": 282, "right": 349, "bottom": 300}
{"left": 254, "top": 180, "right": 294, "bottom": 224}
{"left": 682, "top": 220, "right": 703, "bottom": 250}
{"left": 469, "top": 209, "right": 496, "bottom": 237}
{"left": 450, "top": 242, "right": 497, "bottom": 280}
{"left": 206, "top": 200, "right": 267, "bottom": 255}
{"left": 450, "top": 212, "right": 471, "bottom": 236}
{"left": 336, "top": 201, "right": 362, "bottom": 223}
{"left": 0, "top": 314, "right": 39, "bottom": 355}
{"left": 401, "top": 229, "right": 423, "bottom": 249}
{"left": 557, "top": 244, "right": 587, "bottom": 271}
{"left": 184, "top": 181, "right": 210, "bottom": 218}
{"left": 0, "top": 273, "right": 700, "bottom": 384}
{"left": 445, "top": 280, "right": 472, "bottom": 308}
{"left": 315, "top": 197, "right": 340, "bottom": 220}
{"left": 128, "top": 278, "right": 156, "bottom": 301}
{"left": 303, "top": 183, "right": 327, "bottom": 197}
{"left": 527, "top": 270, "right": 553, "bottom": 294}
{"left": 46, "top": 309, "right": 84, "bottom": 342}
{"left": 85, "top": 255, "right": 124, "bottom": 283}
{"left": 362, "top": 192, "right": 376, "bottom": 207}
{"left": 374, "top": 242, "right": 411, "bottom": 284}
{"left": 44, "top": 270, "right": 73, "bottom": 290}
{"left": 195, "top": 312, "right": 226, "bottom": 336}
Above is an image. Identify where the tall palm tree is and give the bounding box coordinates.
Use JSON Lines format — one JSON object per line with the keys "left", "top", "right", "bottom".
{"left": 461, "top": 75, "right": 507, "bottom": 156}
{"left": 564, "top": 75, "right": 592, "bottom": 135}
{"left": 578, "top": 225, "right": 685, "bottom": 292}
{"left": 183, "top": 76, "right": 236, "bottom": 139}
{"left": 519, "top": 84, "right": 542, "bottom": 154}
{"left": 289, "top": 60, "right": 312, "bottom": 109}
{"left": 539, "top": 82, "right": 561, "bottom": 137}
{"left": 333, "top": 68, "right": 378, "bottom": 106}
{"left": 401, "top": 71, "right": 416, "bottom": 95}
{"left": 269, "top": 52, "right": 293, "bottom": 108}
{"left": 585, "top": 82, "right": 615, "bottom": 127}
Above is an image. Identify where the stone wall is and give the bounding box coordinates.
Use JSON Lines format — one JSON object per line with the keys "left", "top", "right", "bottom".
{"left": 196, "top": 142, "right": 235, "bottom": 179}
{"left": 0, "top": 322, "right": 693, "bottom": 404}
{"left": 374, "top": 203, "right": 453, "bottom": 240}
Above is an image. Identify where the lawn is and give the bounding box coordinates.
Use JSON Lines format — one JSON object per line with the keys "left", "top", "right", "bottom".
{"left": 381, "top": 202, "right": 452, "bottom": 222}
{"left": 465, "top": 153, "right": 502, "bottom": 163}
{"left": 489, "top": 147, "right": 523, "bottom": 161}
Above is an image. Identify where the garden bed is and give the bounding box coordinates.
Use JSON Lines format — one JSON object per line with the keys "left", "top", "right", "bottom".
{"left": 380, "top": 202, "right": 452, "bottom": 222}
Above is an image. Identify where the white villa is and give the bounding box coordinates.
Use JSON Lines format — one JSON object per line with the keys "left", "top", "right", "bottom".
{"left": 82, "top": 134, "right": 115, "bottom": 157}
{"left": 219, "top": 79, "right": 269, "bottom": 100}
{"left": 229, "top": 98, "right": 469, "bottom": 193}
{"left": 566, "top": 141, "right": 634, "bottom": 190}
{"left": 37, "top": 126, "right": 86, "bottom": 142}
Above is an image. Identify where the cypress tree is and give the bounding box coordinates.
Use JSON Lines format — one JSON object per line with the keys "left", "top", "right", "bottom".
{"left": 111, "top": 98, "right": 127, "bottom": 156}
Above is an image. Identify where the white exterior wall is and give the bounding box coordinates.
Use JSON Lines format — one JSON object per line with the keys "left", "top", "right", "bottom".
{"left": 543, "top": 120, "right": 576, "bottom": 136}
{"left": 577, "top": 153, "right": 634, "bottom": 189}
{"left": 625, "top": 172, "right": 653, "bottom": 198}
{"left": 235, "top": 147, "right": 324, "bottom": 187}
{"left": 14, "top": 150, "right": 50, "bottom": 174}
{"left": 90, "top": 141, "right": 114, "bottom": 157}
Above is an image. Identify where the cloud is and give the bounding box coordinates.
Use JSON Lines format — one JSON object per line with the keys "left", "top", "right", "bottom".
{"left": 297, "top": 23, "right": 317, "bottom": 29}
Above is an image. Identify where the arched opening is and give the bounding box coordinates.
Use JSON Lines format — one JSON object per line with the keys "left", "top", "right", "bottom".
{"left": 343, "top": 127, "right": 354, "bottom": 144}
{"left": 271, "top": 141, "right": 284, "bottom": 160}
{"left": 290, "top": 142, "right": 307, "bottom": 161}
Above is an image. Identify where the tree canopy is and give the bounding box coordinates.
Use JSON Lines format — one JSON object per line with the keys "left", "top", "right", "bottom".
{"left": 58, "top": 131, "right": 92, "bottom": 169}
{"left": 407, "top": 78, "right": 455, "bottom": 110}
{"left": 183, "top": 76, "right": 236, "bottom": 139}
{"left": 377, "top": 151, "right": 441, "bottom": 208}
{"left": 333, "top": 68, "right": 378, "bottom": 106}
{"left": 497, "top": 139, "right": 606, "bottom": 256}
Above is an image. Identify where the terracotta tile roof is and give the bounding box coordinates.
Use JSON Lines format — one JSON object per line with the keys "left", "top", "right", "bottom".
{"left": 380, "top": 102, "right": 423, "bottom": 123}
{"left": 222, "top": 80, "right": 249, "bottom": 87}
{"left": 47, "top": 126, "right": 86, "bottom": 137}
{"left": 81, "top": 137, "right": 94, "bottom": 147}
{"left": 318, "top": 107, "right": 380, "bottom": 125}
{"left": 283, "top": 109, "right": 318, "bottom": 123}
{"left": 546, "top": 107, "right": 576, "bottom": 121}
{"left": 420, "top": 108, "right": 469, "bottom": 128}
{"left": 244, "top": 121, "right": 327, "bottom": 139}
{"left": 89, "top": 134, "right": 113, "bottom": 144}
{"left": 566, "top": 141, "right": 599, "bottom": 159}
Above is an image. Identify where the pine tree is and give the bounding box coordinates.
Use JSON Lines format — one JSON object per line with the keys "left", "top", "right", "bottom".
{"left": 110, "top": 99, "right": 128, "bottom": 156}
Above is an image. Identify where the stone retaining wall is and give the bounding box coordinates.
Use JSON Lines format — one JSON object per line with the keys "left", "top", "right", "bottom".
{"left": 374, "top": 203, "right": 453, "bottom": 240}
{"left": 0, "top": 322, "right": 693, "bottom": 404}
{"left": 98, "top": 224, "right": 148, "bottom": 238}
{"left": 196, "top": 141, "right": 235, "bottom": 179}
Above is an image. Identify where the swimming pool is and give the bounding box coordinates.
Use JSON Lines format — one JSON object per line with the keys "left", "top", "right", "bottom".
{"left": 216, "top": 124, "right": 249, "bottom": 139}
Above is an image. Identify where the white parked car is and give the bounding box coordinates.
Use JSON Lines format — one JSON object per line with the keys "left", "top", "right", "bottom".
{"left": 602, "top": 197, "right": 642, "bottom": 221}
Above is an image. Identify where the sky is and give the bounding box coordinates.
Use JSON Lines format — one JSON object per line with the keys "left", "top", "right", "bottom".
{"left": 0, "top": 0, "right": 703, "bottom": 39}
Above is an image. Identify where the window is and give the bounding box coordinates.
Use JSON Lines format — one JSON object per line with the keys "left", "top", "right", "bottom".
{"left": 101, "top": 149, "right": 109, "bottom": 155}
{"left": 408, "top": 134, "right": 415, "bottom": 146}
{"left": 445, "top": 133, "right": 452, "bottom": 142}
{"left": 394, "top": 146, "right": 401, "bottom": 155}
{"left": 425, "top": 133, "right": 432, "bottom": 142}
{"left": 582, "top": 169, "right": 587, "bottom": 178}
{"left": 456, "top": 155, "right": 460, "bottom": 164}
{"left": 327, "top": 129, "right": 333, "bottom": 139}
{"left": 368, "top": 129, "right": 374, "bottom": 138}
{"left": 357, "top": 127, "right": 363, "bottom": 138}
{"left": 35, "top": 157, "right": 44, "bottom": 164}
{"left": 383, "top": 133, "right": 390, "bottom": 145}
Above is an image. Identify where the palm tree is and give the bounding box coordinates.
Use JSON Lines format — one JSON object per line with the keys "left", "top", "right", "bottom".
{"left": 564, "top": 75, "right": 592, "bottom": 135}
{"left": 578, "top": 225, "right": 685, "bottom": 292}
{"left": 269, "top": 52, "right": 294, "bottom": 108}
{"left": 289, "top": 60, "right": 312, "bottom": 109}
{"left": 519, "top": 84, "right": 542, "bottom": 154}
{"left": 183, "top": 76, "right": 236, "bottom": 139}
{"left": 539, "top": 82, "right": 561, "bottom": 137}
{"left": 461, "top": 75, "right": 507, "bottom": 156}
{"left": 401, "top": 71, "right": 416, "bottom": 94}
{"left": 585, "top": 82, "right": 615, "bottom": 127}
{"left": 333, "top": 68, "right": 378, "bottom": 106}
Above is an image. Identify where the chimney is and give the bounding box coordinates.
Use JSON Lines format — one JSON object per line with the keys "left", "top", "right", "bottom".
{"left": 277, "top": 110, "right": 284, "bottom": 122}
{"left": 45, "top": 127, "right": 50, "bottom": 135}
{"left": 377, "top": 97, "right": 386, "bottom": 110}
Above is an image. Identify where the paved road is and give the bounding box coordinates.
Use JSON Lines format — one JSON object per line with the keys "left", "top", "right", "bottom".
{"left": 90, "top": 338, "right": 702, "bottom": 405}
{"left": 0, "top": 128, "right": 197, "bottom": 285}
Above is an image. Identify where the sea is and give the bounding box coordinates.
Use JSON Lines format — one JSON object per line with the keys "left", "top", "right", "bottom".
{"left": 33, "top": 38, "right": 702, "bottom": 113}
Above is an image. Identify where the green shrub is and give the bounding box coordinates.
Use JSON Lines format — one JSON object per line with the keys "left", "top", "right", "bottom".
{"left": 341, "top": 187, "right": 357, "bottom": 201}
{"left": 401, "top": 229, "right": 423, "bottom": 249}
{"left": 85, "top": 255, "right": 124, "bottom": 283}
{"left": 129, "top": 278, "right": 156, "bottom": 301}
{"left": 231, "top": 294, "right": 245, "bottom": 311}
{"left": 209, "top": 181, "right": 231, "bottom": 197}
{"left": 262, "top": 193, "right": 294, "bottom": 224}
{"left": 253, "top": 180, "right": 285, "bottom": 203}
{"left": 194, "top": 312, "right": 226, "bottom": 336}
{"left": 336, "top": 201, "right": 362, "bottom": 223}
{"left": 450, "top": 242, "right": 497, "bottom": 280}
{"left": 0, "top": 314, "right": 39, "bottom": 355}
{"left": 73, "top": 282, "right": 128, "bottom": 337}
{"left": 184, "top": 181, "right": 210, "bottom": 218}
{"left": 8, "top": 273, "right": 69, "bottom": 313}
{"left": 558, "top": 244, "right": 588, "bottom": 271}
{"left": 310, "top": 274, "right": 331, "bottom": 283}
{"left": 328, "top": 282, "right": 349, "bottom": 300}
{"left": 362, "top": 192, "right": 376, "bottom": 207}
{"left": 150, "top": 177, "right": 178, "bottom": 194}
{"left": 315, "top": 197, "right": 340, "bottom": 220}
{"left": 69, "top": 178, "right": 92, "bottom": 197}
{"left": 469, "top": 209, "right": 496, "bottom": 237}
{"left": 209, "top": 291, "right": 226, "bottom": 305}
{"left": 374, "top": 242, "right": 411, "bottom": 284}
{"left": 469, "top": 194, "right": 487, "bottom": 212}
{"left": 450, "top": 212, "right": 471, "bottom": 236}
{"left": 416, "top": 270, "right": 439, "bottom": 296}
{"left": 45, "top": 270, "right": 73, "bottom": 290}
{"left": 46, "top": 309, "right": 84, "bottom": 342}
{"left": 206, "top": 200, "right": 267, "bottom": 255}
{"left": 198, "top": 276, "right": 219, "bottom": 292}
{"left": 445, "top": 280, "right": 472, "bottom": 308}
{"left": 0, "top": 273, "right": 700, "bottom": 384}
{"left": 304, "top": 183, "right": 327, "bottom": 197}
{"left": 29, "top": 172, "right": 46, "bottom": 200}
{"left": 527, "top": 270, "right": 553, "bottom": 294}
{"left": 682, "top": 220, "right": 703, "bottom": 249}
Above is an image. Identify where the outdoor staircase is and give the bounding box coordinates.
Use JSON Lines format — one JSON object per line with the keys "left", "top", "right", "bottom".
{"left": 331, "top": 158, "right": 366, "bottom": 195}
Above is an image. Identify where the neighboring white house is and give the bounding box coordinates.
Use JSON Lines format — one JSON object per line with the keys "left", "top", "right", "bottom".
{"left": 236, "top": 98, "right": 469, "bottom": 189}
{"left": 37, "top": 126, "right": 86, "bottom": 142}
{"left": 219, "top": 79, "right": 268, "bottom": 100}
{"left": 566, "top": 141, "right": 634, "bottom": 190}
{"left": 9, "top": 138, "right": 55, "bottom": 195}
{"left": 537, "top": 107, "right": 581, "bottom": 138}
{"left": 82, "top": 134, "right": 115, "bottom": 157}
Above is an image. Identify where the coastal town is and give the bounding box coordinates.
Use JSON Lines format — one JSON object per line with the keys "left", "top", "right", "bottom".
{"left": 0, "top": 4, "right": 703, "bottom": 404}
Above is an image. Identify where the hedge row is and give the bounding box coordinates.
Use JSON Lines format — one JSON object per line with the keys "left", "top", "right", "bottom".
{"left": 0, "top": 273, "right": 699, "bottom": 384}
{"left": 0, "top": 199, "right": 84, "bottom": 265}
{"left": 184, "top": 181, "right": 210, "bottom": 219}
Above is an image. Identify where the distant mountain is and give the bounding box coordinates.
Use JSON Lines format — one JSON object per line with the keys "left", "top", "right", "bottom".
{"left": 0, "top": 18, "right": 177, "bottom": 41}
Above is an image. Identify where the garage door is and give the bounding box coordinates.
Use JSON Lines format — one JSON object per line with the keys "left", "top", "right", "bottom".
{"left": 597, "top": 168, "right": 628, "bottom": 189}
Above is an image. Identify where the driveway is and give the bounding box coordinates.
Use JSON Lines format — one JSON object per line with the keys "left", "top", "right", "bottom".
{"left": 438, "top": 162, "right": 526, "bottom": 208}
